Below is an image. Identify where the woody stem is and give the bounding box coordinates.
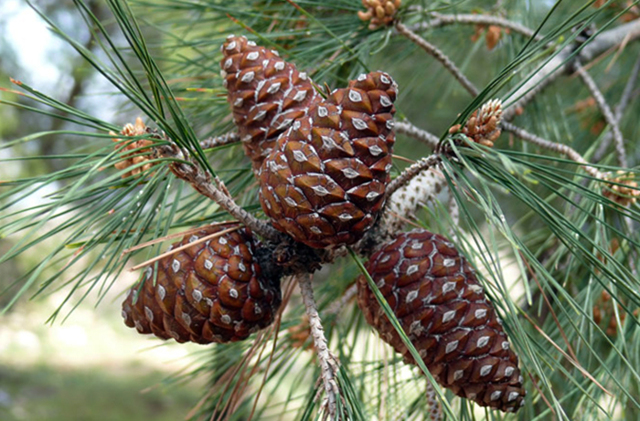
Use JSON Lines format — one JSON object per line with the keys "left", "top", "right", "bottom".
{"left": 155, "top": 142, "right": 282, "bottom": 242}
{"left": 297, "top": 273, "right": 341, "bottom": 419}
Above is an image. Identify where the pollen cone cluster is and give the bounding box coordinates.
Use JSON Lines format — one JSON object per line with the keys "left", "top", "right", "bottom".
{"left": 603, "top": 171, "right": 639, "bottom": 207}
{"left": 452, "top": 99, "right": 503, "bottom": 148}
{"left": 356, "top": 230, "right": 525, "bottom": 412}
{"left": 220, "top": 35, "right": 319, "bottom": 171}
{"left": 358, "top": 0, "right": 402, "bottom": 30}
{"left": 122, "top": 224, "right": 282, "bottom": 344}
{"left": 259, "top": 71, "right": 397, "bottom": 249}
{"left": 111, "top": 117, "right": 156, "bottom": 178}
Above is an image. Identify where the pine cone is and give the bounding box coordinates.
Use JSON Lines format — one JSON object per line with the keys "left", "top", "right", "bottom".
{"left": 356, "top": 230, "right": 525, "bottom": 412}
{"left": 259, "top": 71, "right": 397, "bottom": 249}
{"left": 122, "top": 223, "right": 282, "bottom": 344}
{"left": 111, "top": 117, "right": 156, "bottom": 178}
{"left": 220, "top": 35, "right": 320, "bottom": 171}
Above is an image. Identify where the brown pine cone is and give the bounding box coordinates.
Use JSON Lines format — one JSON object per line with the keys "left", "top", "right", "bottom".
{"left": 356, "top": 230, "right": 525, "bottom": 412}
{"left": 220, "top": 35, "right": 320, "bottom": 171}
{"left": 259, "top": 71, "right": 397, "bottom": 249}
{"left": 122, "top": 223, "right": 282, "bottom": 344}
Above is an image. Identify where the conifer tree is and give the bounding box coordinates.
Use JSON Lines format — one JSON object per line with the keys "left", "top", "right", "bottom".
{"left": 2, "top": 1, "right": 640, "bottom": 420}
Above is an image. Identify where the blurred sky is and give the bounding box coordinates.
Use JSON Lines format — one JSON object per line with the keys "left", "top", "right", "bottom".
{"left": 2, "top": 0, "right": 65, "bottom": 89}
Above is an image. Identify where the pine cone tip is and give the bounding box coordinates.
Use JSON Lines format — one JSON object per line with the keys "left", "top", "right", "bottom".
{"left": 220, "top": 34, "right": 319, "bottom": 171}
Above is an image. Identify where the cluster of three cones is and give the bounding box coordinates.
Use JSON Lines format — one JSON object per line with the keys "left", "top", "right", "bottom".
{"left": 122, "top": 34, "right": 525, "bottom": 413}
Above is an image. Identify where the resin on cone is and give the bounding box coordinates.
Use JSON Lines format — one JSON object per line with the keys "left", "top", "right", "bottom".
{"left": 122, "top": 223, "right": 281, "bottom": 344}
{"left": 356, "top": 230, "right": 525, "bottom": 412}
{"left": 220, "top": 35, "right": 319, "bottom": 171}
{"left": 259, "top": 71, "right": 397, "bottom": 249}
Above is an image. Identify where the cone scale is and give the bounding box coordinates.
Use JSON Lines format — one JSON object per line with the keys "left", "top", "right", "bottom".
{"left": 356, "top": 230, "right": 525, "bottom": 412}
{"left": 122, "top": 224, "right": 282, "bottom": 344}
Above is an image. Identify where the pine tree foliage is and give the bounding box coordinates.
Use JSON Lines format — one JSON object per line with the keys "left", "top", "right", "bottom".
{"left": 1, "top": 0, "right": 640, "bottom": 420}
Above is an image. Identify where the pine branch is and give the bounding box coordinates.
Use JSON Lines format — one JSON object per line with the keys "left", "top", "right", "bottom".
{"left": 386, "top": 154, "right": 442, "bottom": 198}
{"left": 395, "top": 121, "right": 440, "bottom": 149}
{"left": 297, "top": 273, "right": 341, "bottom": 420}
{"left": 574, "top": 62, "right": 627, "bottom": 167}
{"left": 501, "top": 122, "right": 605, "bottom": 179}
{"left": 154, "top": 141, "right": 282, "bottom": 241}
{"left": 200, "top": 131, "right": 241, "bottom": 150}
{"left": 395, "top": 22, "right": 479, "bottom": 96}
{"left": 425, "top": 379, "right": 443, "bottom": 421}
{"left": 325, "top": 283, "right": 357, "bottom": 317}
{"left": 504, "top": 18, "right": 640, "bottom": 120}
{"left": 406, "top": 11, "right": 539, "bottom": 40}
{"left": 594, "top": 54, "right": 640, "bottom": 162}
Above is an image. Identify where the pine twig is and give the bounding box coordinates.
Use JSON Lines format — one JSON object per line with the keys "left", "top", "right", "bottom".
{"left": 594, "top": 54, "right": 640, "bottom": 162}
{"left": 425, "top": 379, "right": 443, "bottom": 421}
{"left": 128, "top": 226, "right": 240, "bottom": 271}
{"left": 447, "top": 190, "right": 460, "bottom": 242}
{"left": 574, "top": 62, "right": 627, "bottom": 167}
{"left": 501, "top": 122, "right": 605, "bottom": 179}
{"left": 406, "top": 11, "right": 539, "bottom": 40}
{"left": 121, "top": 221, "right": 240, "bottom": 256}
{"left": 325, "top": 283, "right": 358, "bottom": 317}
{"left": 395, "top": 121, "right": 440, "bottom": 149}
{"left": 297, "top": 273, "right": 341, "bottom": 420}
{"left": 200, "top": 131, "right": 241, "bottom": 149}
{"left": 504, "top": 18, "right": 640, "bottom": 120}
{"left": 155, "top": 142, "right": 282, "bottom": 241}
{"left": 386, "top": 154, "right": 442, "bottom": 198}
{"left": 395, "top": 22, "right": 479, "bottom": 96}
